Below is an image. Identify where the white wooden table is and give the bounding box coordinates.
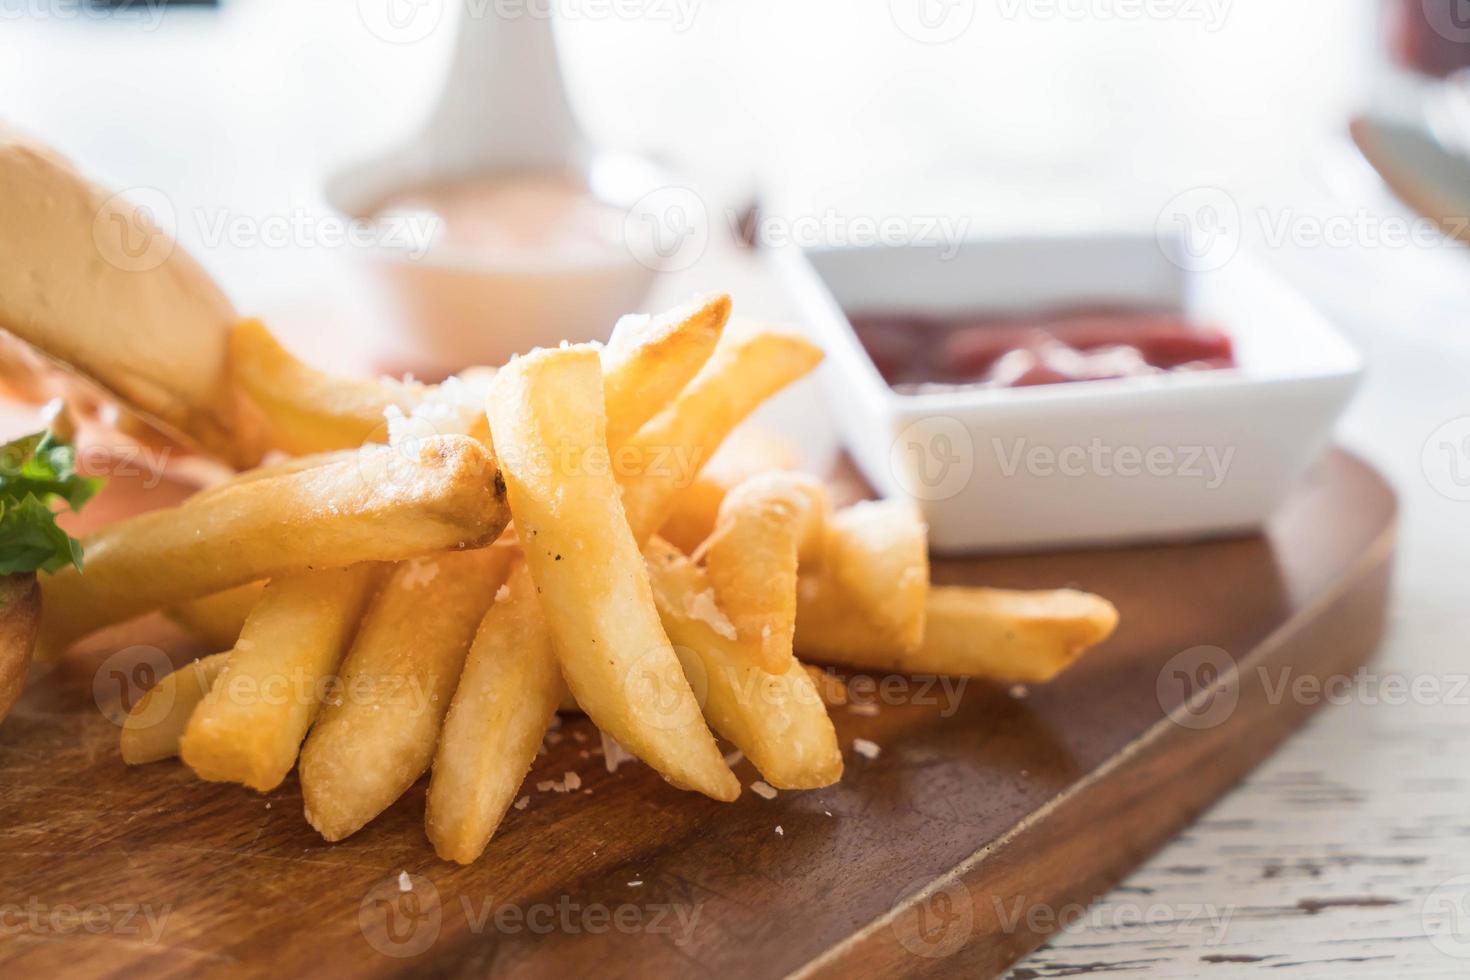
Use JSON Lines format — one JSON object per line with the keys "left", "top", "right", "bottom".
{"left": 2, "top": 3, "right": 1467, "bottom": 975}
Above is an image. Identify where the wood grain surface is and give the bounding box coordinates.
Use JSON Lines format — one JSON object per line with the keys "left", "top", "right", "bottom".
{"left": 0, "top": 449, "right": 1394, "bottom": 979}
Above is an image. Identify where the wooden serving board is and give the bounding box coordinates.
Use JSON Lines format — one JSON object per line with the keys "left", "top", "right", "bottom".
{"left": 0, "top": 449, "right": 1394, "bottom": 979}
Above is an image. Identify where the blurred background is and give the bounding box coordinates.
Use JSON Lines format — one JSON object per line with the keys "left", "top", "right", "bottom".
{"left": 0, "top": 1, "right": 1409, "bottom": 311}
{"left": 7, "top": 0, "right": 1467, "bottom": 476}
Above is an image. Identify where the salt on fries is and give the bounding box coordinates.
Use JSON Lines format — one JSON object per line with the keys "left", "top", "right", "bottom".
{"left": 58, "top": 295, "right": 1121, "bottom": 864}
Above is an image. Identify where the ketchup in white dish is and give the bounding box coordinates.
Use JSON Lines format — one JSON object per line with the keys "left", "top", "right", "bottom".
{"left": 849, "top": 307, "right": 1235, "bottom": 393}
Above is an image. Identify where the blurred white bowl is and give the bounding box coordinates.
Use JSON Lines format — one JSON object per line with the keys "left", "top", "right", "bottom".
{"left": 777, "top": 232, "right": 1364, "bottom": 553}
{"left": 321, "top": 4, "right": 678, "bottom": 371}
{"left": 324, "top": 151, "right": 665, "bottom": 370}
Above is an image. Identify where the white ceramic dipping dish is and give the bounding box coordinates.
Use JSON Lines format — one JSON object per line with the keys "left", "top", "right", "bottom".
{"left": 777, "top": 232, "right": 1364, "bottom": 553}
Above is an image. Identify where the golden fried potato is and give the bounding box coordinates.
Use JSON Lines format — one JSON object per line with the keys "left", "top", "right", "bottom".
{"left": 486, "top": 346, "right": 737, "bottom": 802}
{"left": 647, "top": 537, "right": 841, "bottom": 789}
{"left": 620, "top": 330, "right": 823, "bottom": 542}
{"left": 299, "top": 547, "right": 513, "bottom": 841}
{"left": 230, "top": 318, "right": 425, "bottom": 454}
{"left": 425, "top": 564, "right": 562, "bottom": 863}
{"left": 801, "top": 585, "right": 1118, "bottom": 682}
{"left": 37, "top": 435, "right": 508, "bottom": 654}
{"left": 121, "top": 652, "right": 228, "bottom": 764}
{"left": 179, "top": 564, "right": 384, "bottom": 791}
{"left": 166, "top": 582, "right": 265, "bottom": 650}
{"left": 795, "top": 500, "right": 929, "bottom": 660}
{"left": 699, "top": 472, "right": 829, "bottom": 673}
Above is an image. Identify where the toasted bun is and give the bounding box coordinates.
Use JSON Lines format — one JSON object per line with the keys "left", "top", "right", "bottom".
{"left": 0, "top": 574, "right": 38, "bottom": 727}
{"left": 0, "top": 132, "right": 262, "bottom": 467}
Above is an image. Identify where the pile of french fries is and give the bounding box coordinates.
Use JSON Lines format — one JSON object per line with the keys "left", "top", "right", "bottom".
{"left": 38, "top": 295, "right": 1117, "bottom": 864}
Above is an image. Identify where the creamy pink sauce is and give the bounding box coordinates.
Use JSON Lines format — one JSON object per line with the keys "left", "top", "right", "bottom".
{"left": 369, "top": 172, "right": 622, "bottom": 260}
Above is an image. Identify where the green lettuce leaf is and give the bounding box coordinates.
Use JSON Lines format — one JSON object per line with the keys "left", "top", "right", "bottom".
{"left": 0, "top": 431, "right": 102, "bottom": 574}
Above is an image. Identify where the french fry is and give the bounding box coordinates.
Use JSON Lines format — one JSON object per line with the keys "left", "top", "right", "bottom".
{"left": 425, "top": 563, "right": 562, "bottom": 864}
{"left": 425, "top": 302, "right": 732, "bottom": 858}
{"left": 299, "top": 547, "right": 513, "bottom": 841}
{"left": 120, "top": 652, "right": 228, "bottom": 764}
{"left": 37, "top": 435, "right": 509, "bottom": 653}
{"left": 167, "top": 582, "right": 265, "bottom": 650}
{"left": 486, "top": 346, "right": 738, "bottom": 801}
{"left": 646, "top": 537, "right": 842, "bottom": 789}
{"left": 231, "top": 318, "right": 425, "bottom": 454}
{"left": 620, "top": 330, "right": 824, "bottom": 542}
{"left": 190, "top": 449, "right": 358, "bottom": 503}
{"left": 179, "top": 564, "right": 383, "bottom": 791}
{"left": 794, "top": 500, "right": 929, "bottom": 660}
{"left": 602, "top": 294, "right": 731, "bottom": 449}
{"left": 801, "top": 585, "right": 1118, "bottom": 682}
{"left": 925, "top": 586, "right": 1117, "bottom": 681}
{"left": 699, "top": 473, "right": 829, "bottom": 673}
{"left": 658, "top": 476, "right": 727, "bottom": 556}
{"left": 659, "top": 427, "right": 802, "bottom": 553}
